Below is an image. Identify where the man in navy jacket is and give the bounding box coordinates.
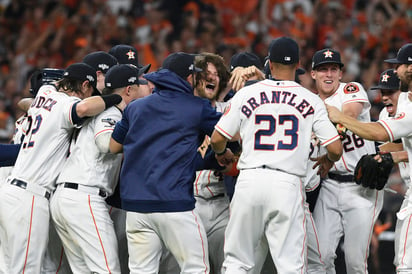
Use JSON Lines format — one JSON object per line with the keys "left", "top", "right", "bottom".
{"left": 110, "top": 52, "right": 234, "bottom": 273}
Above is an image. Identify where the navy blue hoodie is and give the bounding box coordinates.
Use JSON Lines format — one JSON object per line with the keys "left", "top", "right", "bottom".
{"left": 112, "top": 69, "right": 222, "bottom": 213}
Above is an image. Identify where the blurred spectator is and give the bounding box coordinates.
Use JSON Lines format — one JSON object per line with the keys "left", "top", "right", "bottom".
{"left": 0, "top": 94, "right": 14, "bottom": 143}
{"left": 0, "top": 0, "right": 410, "bottom": 145}
{"left": 0, "top": 1, "right": 410, "bottom": 273}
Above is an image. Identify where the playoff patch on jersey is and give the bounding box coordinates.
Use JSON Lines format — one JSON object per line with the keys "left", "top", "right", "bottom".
{"left": 393, "top": 112, "right": 405, "bottom": 120}
{"left": 223, "top": 103, "right": 231, "bottom": 116}
{"left": 343, "top": 83, "right": 360, "bottom": 94}
{"left": 101, "top": 118, "right": 117, "bottom": 127}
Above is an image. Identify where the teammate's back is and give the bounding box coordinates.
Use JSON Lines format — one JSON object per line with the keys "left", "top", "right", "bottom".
{"left": 217, "top": 78, "right": 336, "bottom": 177}
{"left": 211, "top": 37, "right": 342, "bottom": 274}
{"left": 10, "top": 84, "right": 80, "bottom": 192}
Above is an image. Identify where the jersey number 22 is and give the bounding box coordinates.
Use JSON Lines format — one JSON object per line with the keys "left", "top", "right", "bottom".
{"left": 22, "top": 115, "right": 43, "bottom": 149}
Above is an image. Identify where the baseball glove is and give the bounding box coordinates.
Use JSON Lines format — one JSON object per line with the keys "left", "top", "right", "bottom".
{"left": 354, "top": 153, "right": 394, "bottom": 190}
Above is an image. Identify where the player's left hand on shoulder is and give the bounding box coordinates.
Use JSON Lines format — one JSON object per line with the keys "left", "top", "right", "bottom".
{"left": 325, "top": 104, "right": 341, "bottom": 123}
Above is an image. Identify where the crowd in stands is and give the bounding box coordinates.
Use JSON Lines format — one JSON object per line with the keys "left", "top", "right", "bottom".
{"left": 0, "top": 0, "right": 411, "bottom": 272}
{"left": 0, "top": 0, "right": 411, "bottom": 143}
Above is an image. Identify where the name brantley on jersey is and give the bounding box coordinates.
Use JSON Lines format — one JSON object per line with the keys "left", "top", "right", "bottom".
{"left": 241, "top": 90, "right": 315, "bottom": 118}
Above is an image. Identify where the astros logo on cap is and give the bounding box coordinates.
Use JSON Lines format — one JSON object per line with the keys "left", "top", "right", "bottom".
{"left": 323, "top": 50, "right": 333, "bottom": 58}
{"left": 126, "top": 50, "right": 135, "bottom": 60}
{"left": 381, "top": 73, "right": 390, "bottom": 82}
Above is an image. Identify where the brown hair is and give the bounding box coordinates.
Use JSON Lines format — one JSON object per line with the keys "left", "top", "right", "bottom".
{"left": 56, "top": 78, "right": 87, "bottom": 97}
{"left": 195, "top": 52, "right": 230, "bottom": 96}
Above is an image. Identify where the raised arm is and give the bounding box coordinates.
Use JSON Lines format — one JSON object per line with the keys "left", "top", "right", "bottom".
{"left": 75, "top": 94, "right": 122, "bottom": 118}
{"left": 327, "top": 104, "right": 390, "bottom": 142}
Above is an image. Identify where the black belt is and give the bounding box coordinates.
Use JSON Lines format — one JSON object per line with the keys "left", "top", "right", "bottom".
{"left": 10, "top": 179, "right": 51, "bottom": 200}
{"left": 63, "top": 183, "right": 107, "bottom": 198}
{"left": 197, "top": 193, "right": 225, "bottom": 200}
{"left": 328, "top": 173, "right": 354, "bottom": 182}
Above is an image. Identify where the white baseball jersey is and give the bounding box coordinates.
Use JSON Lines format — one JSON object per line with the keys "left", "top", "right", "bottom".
{"left": 51, "top": 105, "right": 123, "bottom": 273}
{"left": 194, "top": 101, "right": 229, "bottom": 198}
{"left": 311, "top": 82, "right": 383, "bottom": 273}
{"left": 9, "top": 85, "right": 81, "bottom": 192}
{"left": 378, "top": 95, "right": 412, "bottom": 271}
{"left": 56, "top": 106, "right": 123, "bottom": 195}
{"left": 194, "top": 170, "right": 226, "bottom": 198}
{"left": 0, "top": 84, "right": 84, "bottom": 273}
{"left": 378, "top": 101, "right": 412, "bottom": 181}
{"left": 215, "top": 79, "right": 340, "bottom": 177}
{"left": 324, "top": 82, "right": 376, "bottom": 174}
{"left": 379, "top": 92, "right": 411, "bottom": 186}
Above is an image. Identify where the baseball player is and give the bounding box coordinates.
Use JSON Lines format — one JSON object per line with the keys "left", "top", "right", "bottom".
{"left": 31, "top": 69, "right": 73, "bottom": 274}
{"left": 210, "top": 37, "right": 342, "bottom": 274}
{"left": 50, "top": 64, "right": 148, "bottom": 273}
{"left": 82, "top": 51, "right": 118, "bottom": 93}
{"left": 107, "top": 44, "right": 152, "bottom": 273}
{"left": 108, "top": 44, "right": 151, "bottom": 75}
{"left": 192, "top": 52, "right": 232, "bottom": 274}
{"left": 0, "top": 63, "right": 122, "bottom": 273}
{"left": 0, "top": 68, "right": 65, "bottom": 181}
{"left": 374, "top": 69, "right": 410, "bottom": 186}
{"left": 43, "top": 51, "right": 118, "bottom": 274}
{"left": 373, "top": 68, "right": 410, "bottom": 273}
{"left": 235, "top": 53, "right": 327, "bottom": 273}
{"left": 158, "top": 52, "right": 234, "bottom": 274}
{"left": 0, "top": 68, "right": 73, "bottom": 274}
{"left": 383, "top": 43, "right": 412, "bottom": 274}
{"left": 328, "top": 43, "right": 412, "bottom": 273}
{"left": 109, "top": 52, "right": 227, "bottom": 273}
{"left": 0, "top": 68, "right": 71, "bottom": 274}
{"left": 308, "top": 48, "right": 384, "bottom": 273}
{"left": 159, "top": 52, "right": 267, "bottom": 274}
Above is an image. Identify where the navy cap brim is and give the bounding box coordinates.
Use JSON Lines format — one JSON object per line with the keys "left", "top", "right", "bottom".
{"left": 139, "top": 64, "right": 151, "bottom": 74}
{"left": 136, "top": 65, "right": 149, "bottom": 85}
{"left": 384, "top": 58, "right": 402, "bottom": 64}
{"left": 313, "top": 60, "right": 344, "bottom": 69}
{"left": 370, "top": 85, "right": 399, "bottom": 90}
{"left": 138, "top": 79, "right": 148, "bottom": 85}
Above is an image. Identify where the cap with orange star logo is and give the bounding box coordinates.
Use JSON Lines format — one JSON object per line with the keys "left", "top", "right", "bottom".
{"left": 370, "top": 69, "right": 400, "bottom": 91}
{"left": 312, "top": 48, "right": 344, "bottom": 69}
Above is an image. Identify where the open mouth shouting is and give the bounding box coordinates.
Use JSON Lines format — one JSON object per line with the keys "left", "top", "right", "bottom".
{"left": 385, "top": 103, "right": 394, "bottom": 114}
{"left": 206, "top": 83, "right": 216, "bottom": 92}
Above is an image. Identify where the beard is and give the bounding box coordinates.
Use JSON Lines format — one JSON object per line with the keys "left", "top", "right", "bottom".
{"left": 399, "top": 73, "right": 412, "bottom": 92}
{"left": 197, "top": 86, "right": 217, "bottom": 100}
